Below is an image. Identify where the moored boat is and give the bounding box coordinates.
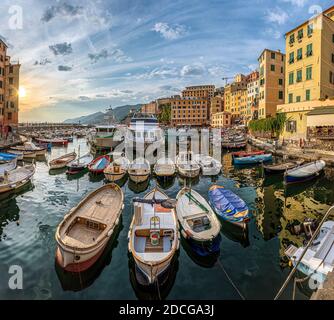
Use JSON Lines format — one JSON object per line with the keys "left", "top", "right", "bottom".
{"left": 7, "top": 149, "right": 36, "bottom": 160}
{"left": 193, "top": 154, "right": 222, "bottom": 176}
{"left": 55, "top": 184, "right": 124, "bottom": 272}
{"left": 0, "top": 164, "right": 35, "bottom": 194}
{"left": 10, "top": 142, "right": 47, "bottom": 156}
{"left": 232, "top": 150, "right": 265, "bottom": 158}
{"left": 233, "top": 153, "right": 272, "bottom": 165}
{"left": 128, "top": 188, "right": 179, "bottom": 285}
{"left": 36, "top": 138, "right": 68, "bottom": 146}
{"left": 208, "top": 185, "right": 250, "bottom": 228}
{"left": 263, "top": 160, "right": 304, "bottom": 174}
{"left": 49, "top": 152, "right": 77, "bottom": 170}
{"left": 154, "top": 157, "right": 176, "bottom": 177}
{"left": 176, "top": 187, "right": 221, "bottom": 256}
{"left": 175, "top": 152, "right": 200, "bottom": 178}
{"left": 284, "top": 160, "right": 326, "bottom": 184}
{"left": 66, "top": 152, "right": 93, "bottom": 175}
{"left": 0, "top": 157, "right": 17, "bottom": 175}
{"left": 285, "top": 220, "right": 334, "bottom": 283}
{"left": 104, "top": 156, "right": 130, "bottom": 182}
{"left": 88, "top": 155, "right": 111, "bottom": 174}
{"left": 128, "top": 157, "right": 151, "bottom": 183}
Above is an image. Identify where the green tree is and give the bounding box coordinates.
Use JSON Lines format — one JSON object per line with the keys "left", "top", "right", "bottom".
{"left": 157, "top": 104, "right": 171, "bottom": 124}
{"left": 249, "top": 113, "right": 288, "bottom": 139}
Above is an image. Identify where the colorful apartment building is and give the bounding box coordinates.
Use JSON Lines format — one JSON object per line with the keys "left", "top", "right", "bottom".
{"left": 210, "top": 95, "right": 224, "bottom": 118}
{"left": 170, "top": 96, "right": 209, "bottom": 127}
{"left": 246, "top": 70, "right": 259, "bottom": 121}
{"left": 182, "top": 85, "right": 215, "bottom": 99}
{"left": 224, "top": 74, "right": 247, "bottom": 123}
{"left": 258, "top": 49, "right": 285, "bottom": 119}
{"left": 211, "top": 111, "right": 231, "bottom": 128}
{"left": 140, "top": 101, "right": 158, "bottom": 114}
{"left": 278, "top": 5, "right": 334, "bottom": 141}
{"left": 0, "top": 39, "right": 20, "bottom": 138}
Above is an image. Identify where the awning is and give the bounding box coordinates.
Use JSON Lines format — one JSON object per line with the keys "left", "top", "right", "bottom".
{"left": 307, "top": 107, "right": 334, "bottom": 127}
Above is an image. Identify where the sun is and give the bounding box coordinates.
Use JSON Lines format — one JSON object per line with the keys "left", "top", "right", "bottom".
{"left": 19, "top": 87, "right": 26, "bottom": 98}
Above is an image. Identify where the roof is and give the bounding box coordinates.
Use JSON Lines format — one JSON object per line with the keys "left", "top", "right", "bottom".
{"left": 258, "top": 48, "right": 285, "bottom": 61}
{"left": 307, "top": 107, "right": 334, "bottom": 116}
{"left": 285, "top": 5, "right": 334, "bottom": 36}
{"left": 0, "top": 39, "right": 8, "bottom": 48}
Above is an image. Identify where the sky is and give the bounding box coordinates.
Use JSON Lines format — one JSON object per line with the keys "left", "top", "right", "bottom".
{"left": 0, "top": 0, "right": 332, "bottom": 122}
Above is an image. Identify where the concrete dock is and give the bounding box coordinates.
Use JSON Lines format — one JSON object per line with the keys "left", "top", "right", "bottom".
{"left": 311, "top": 272, "right": 334, "bottom": 300}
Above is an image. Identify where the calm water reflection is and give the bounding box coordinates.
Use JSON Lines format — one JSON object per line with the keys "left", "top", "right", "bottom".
{"left": 0, "top": 137, "right": 333, "bottom": 300}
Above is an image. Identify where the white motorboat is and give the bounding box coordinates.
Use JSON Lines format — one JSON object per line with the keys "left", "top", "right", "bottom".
{"left": 193, "top": 154, "right": 222, "bottom": 176}
{"left": 128, "top": 157, "right": 151, "bottom": 183}
{"left": 154, "top": 157, "right": 176, "bottom": 177}
{"left": 175, "top": 151, "right": 200, "bottom": 178}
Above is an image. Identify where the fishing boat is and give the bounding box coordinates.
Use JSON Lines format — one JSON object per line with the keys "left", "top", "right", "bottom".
{"left": 36, "top": 138, "right": 68, "bottom": 146}
{"left": 176, "top": 187, "right": 221, "bottom": 256}
{"left": 0, "top": 157, "right": 17, "bottom": 175}
{"left": 154, "top": 157, "right": 176, "bottom": 178}
{"left": 128, "top": 188, "right": 179, "bottom": 285}
{"left": 285, "top": 220, "right": 334, "bottom": 283}
{"left": 193, "top": 154, "right": 222, "bottom": 176}
{"left": 233, "top": 153, "right": 272, "bottom": 165}
{"left": 88, "top": 155, "right": 111, "bottom": 174}
{"left": 175, "top": 152, "right": 200, "bottom": 178}
{"left": 66, "top": 152, "right": 93, "bottom": 175}
{"left": 232, "top": 150, "right": 265, "bottom": 158}
{"left": 0, "top": 164, "right": 35, "bottom": 194}
{"left": 263, "top": 160, "right": 304, "bottom": 174}
{"left": 221, "top": 140, "right": 247, "bottom": 149}
{"left": 7, "top": 149, "right": 36, "bottom": 160}
{"left": 284, "top": 160, "right": 326, "bottom": 184}
{"left": 128, "top": 157, "right": 151, "bottom": 183}
{"left": 208, "top": 185, "right": 250, "bottom": 228}
{"left": 10, "top": 142, "right": 47, "bottom": 156}
{"left": 49, "top": 152, "right": 76, "bottom": 170}
{"left": 0, "top": 152, "right": 17, "bottom": 161}
{"left": 55, "top": 184, "right": 124, "bottom": 272}
{"left": 104, "top": 156, "right": 130, "bottom": 182}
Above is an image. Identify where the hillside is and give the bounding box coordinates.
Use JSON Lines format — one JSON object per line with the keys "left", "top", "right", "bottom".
{"left": 63, "top": 104, "right": 142, "bottom": 124}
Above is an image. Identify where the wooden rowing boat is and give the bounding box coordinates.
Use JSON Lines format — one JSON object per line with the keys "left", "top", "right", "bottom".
{"left": 233, "top": 153, "right": 272, "bottom": 165}
{"left": 128, "top": 157, "right": 151, "bottom": 183}
{"left": 0, "top": 157, "right": 17, "bottom": 175}
{"left": 263, "top": 160, "right": 304, "bottom": 174}
{"left": 284, "top": 160, "right": 326, "bottom": 184}
{"left": 66, "top": 152, "right": 93, "bottom": 175}
{"left": 0, "top": 164, "right": 35, "bottom": 194}
{"left": 7, "top": 149, "right": 36, "bottom": 160}
{"left": 55, "top": 184, "right": 124, "bottom": 272}
{"left": 128, "top": 188, "right": 179, "bottom": 285}
{"left": 49, "top": 152, "right": 76, "bottom": 170}
{"left": 104, "top": 156, "right": 130, "bottom": 182}
{"left": 10, "top": 142, "right": 47, "bottom": 156}
{"left": 154, "top": 157, "right": 176, "bottom": 177}
{"left": 232, "top": 150, "right": 265, "bottom": 158}
{"left": 176, "top": 187, "right": 221, "bottom": 256}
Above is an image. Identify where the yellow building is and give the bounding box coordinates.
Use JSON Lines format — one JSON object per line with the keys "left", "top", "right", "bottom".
{"left": 171, "top": 96, "right": 209, "bottom": 127}
{"left": 210, "top": 95, "right": 224, "bottom": 118}
{"left": 224, "top": 74, "right": 247, "bottom": 123}
{"left": 211, "top": 111, "right": 231, "bottom": 128}
{"left": 278, "top": 5, "right": 334, "bottom": 141}
{"left": 182, "top": 85, "right": 215, "bottom": 99}
{"left": 141, "top": 101, "right": 158, "bottom": 114}
{"left": 258, "top": 49, "right": 285, "bottom": 119}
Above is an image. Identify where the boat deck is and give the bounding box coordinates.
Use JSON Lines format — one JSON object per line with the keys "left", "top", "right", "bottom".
{"left": 67, "top": 224, "right": 102, "bottom": 245}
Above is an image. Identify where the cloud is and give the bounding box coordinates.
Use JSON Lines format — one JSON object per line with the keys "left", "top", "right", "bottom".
{"left": 159, "top": 85, "right": 180, "bottom": 92}
{"left": 180, "top": 64, "right": 205, "bottom": 77}
{"left": 121, "top": 90, "right": 133, "bottom": 94}
{"left": 281, "top": 0, "right": 307, "bottom": 7}
{"left": 58, "top": 65, "right": 72, "bottom": 71}
{"left": 41, "top": 3, "right": 83, "bottom": 22}
{"left": 265, "top": 8, "right": 289, "bottom": 25}
{"left": 96, "top": 94, "right": 107, "bottom": 98}
{"left": 152, "top": 22, "right": 187, "bottom": 40}
{"left": 88, "top": 48, "right": 131, "bottom": 63}
{"left": 264, "top": 28, "right": 282, "bottom": 39}
{"left": 49, "top": 42, "right": 73, "bottom": 56}
{"left": 78, "top": 96, "right": 90, "bottom": 101}
{"left": 34, "top": 58, "right": 52, "bottom": 66}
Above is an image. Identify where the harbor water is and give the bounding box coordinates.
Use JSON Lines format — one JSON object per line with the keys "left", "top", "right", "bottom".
{"left": 1, "top": 137, "right": 334, "bottom": 300}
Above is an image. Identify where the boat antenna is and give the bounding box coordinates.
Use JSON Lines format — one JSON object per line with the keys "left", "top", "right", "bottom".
{"left": 78, "top": 145, "right": 80, "bottom": 164}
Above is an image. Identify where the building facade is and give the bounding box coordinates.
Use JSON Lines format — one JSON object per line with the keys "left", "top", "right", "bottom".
{"left": 210, "top": 95, "right": 224, "bottom": 118}
{"left": 278, "top": 5, "right": 334, "bottom": 141}
{"left": 246, "top": 70, "right": 259, "bottom": 121}
{"left": 182, "top": 85, "right": 215, "bottom": 99}
{"left": 170, "top": 96, "right": 209, "bottom": 127}
{"left": 140, "top": 101, "right": 158, "bottom": 114}
{"left": 0, "top": 39, "right": 20, "bottom": 138}
{"left": 258, "top": 49, "right": 285, "bottom": 119}
{"left": 211, "top": 111, "right": 231, "bottom": 128}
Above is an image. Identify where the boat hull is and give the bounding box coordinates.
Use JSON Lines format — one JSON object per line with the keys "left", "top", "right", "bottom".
{"left": 104, "top": 171, "right": 126, "bottom": 182}
{"left": 128, "top": 173, "right": 149, "bottom": 183}
{"left": 285, "top": 173, "right": 320, "bottom": 184}
{"left": 177, "top": 167, "right": 200, "bottom": 178}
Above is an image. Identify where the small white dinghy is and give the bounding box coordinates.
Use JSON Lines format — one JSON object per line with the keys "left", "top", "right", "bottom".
{"left": 285, "top": 221, "right": 334, "bottom": 283}
{"left": 55, "top": 184, "right": 124, "bottom": 272}
{"left": 0, "top": 164, "right": 35, "bottom": 194}
{"left": 128, "top": 157, "right": 151, "bottom": 183}
{"left": 104, "top": 156, "right": 130, "bottom": 182}
{"left": 176, "top": 151, "right": 200, "bottom": 178}
{"left": 176, "top": 187, "right": 221, "bottom": 254}
{"left": 193, "top": 154, "right": 222, "bottom": 176}
{"left": 154, "top": 157, "right": 176, "bottom": 177}
{"left": 128, "top": 188, "right": 179, "bottom": 285}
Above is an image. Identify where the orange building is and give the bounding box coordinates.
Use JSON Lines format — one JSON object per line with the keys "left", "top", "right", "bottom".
{"left": 171, "top": 96, "right": 209, "bottom": 127}
{"left": 182, "top": 85, "right": 215, "bottom": 99}
{"left": 140, "top": 101, "right": 158, "bottom": 114}
{"left": 210, "top": 95, "right": 224, "bottom": 118}
{"left": 0, "top": 39, "right": 20, "bottom": 138}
